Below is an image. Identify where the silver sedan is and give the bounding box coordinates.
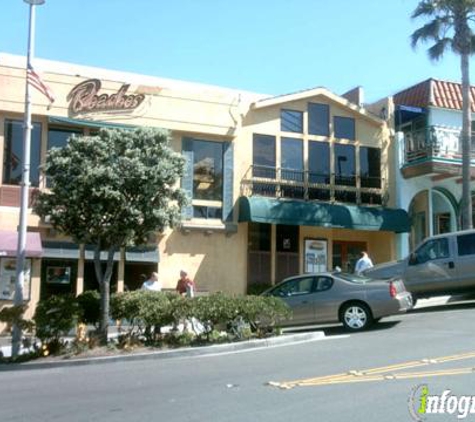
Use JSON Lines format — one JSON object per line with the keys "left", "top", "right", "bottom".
{"left": 263, "top": 272, "right": 413, "bottom": 331}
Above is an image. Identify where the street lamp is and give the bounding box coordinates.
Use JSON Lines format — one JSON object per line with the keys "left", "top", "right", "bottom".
{"left": 12, "top": 0, "right": 45, "bottom": 358}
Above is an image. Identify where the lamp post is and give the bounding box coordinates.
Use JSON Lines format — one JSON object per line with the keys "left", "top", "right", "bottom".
{"left": 12, "top": 0, "right": 45, "bottom": 358}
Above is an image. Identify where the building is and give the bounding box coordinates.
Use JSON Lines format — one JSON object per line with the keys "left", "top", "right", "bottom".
{"left": 391, "top": 78, "right": 475, "bottom": 255}
{"left": 0, "top": 53, "right": 409, "bottom": 326}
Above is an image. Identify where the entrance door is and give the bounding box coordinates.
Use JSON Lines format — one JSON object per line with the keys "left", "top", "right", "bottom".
{"left": 332, "top": 241, "right": 366, "bottom": 273}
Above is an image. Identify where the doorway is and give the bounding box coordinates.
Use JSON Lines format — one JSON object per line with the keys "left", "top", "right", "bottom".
{"left": 332, "top": 241, "right": 367, "bottom": 273}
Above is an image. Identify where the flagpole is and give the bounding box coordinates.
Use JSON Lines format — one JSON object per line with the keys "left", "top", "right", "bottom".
{"left": 12, "top": 0, "right": 45, "bottom": 358}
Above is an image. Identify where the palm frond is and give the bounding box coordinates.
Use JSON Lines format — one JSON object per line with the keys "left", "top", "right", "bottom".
{"left": 411, "top": 19, "right": 443, "bottom": 47}
{"left": 428, "top": 37, "right": 453, "bottom": 60}
{"left": 412, "top": 0, "right": 437, "bottom": 19}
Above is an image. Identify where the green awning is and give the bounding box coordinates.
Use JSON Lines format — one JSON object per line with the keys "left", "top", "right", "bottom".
{"left": 239, "top": 197, "right": 410, "bottom": 233}
{"left": 42, "top": 242, "right": 159, "bottom": 263}
{"left": 49, "top": 116, "right": 136, "bottom": 130}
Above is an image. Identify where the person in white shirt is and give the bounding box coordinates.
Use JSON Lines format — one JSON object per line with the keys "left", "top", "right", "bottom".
{"left": 355, "top": 251, "right": 373, "bottom": 275}
{"left": 141, "top": 272, "right": 162, "bottom": 291}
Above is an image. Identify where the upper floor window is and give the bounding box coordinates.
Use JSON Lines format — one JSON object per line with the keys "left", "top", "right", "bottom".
{"left": 334, "top": 116, "right": 355, "bottom": 140}
{"left": 3, "top": 119, "right": 42, "bottom": 187}
{"left": 308, "top": 141, "right": 330, "bottom": 184}
{"left": 281, "top": 137, "right": 303, "bottom": 182}
{"left": 253, "top": 134, "right": 276, "bottom": 178}
{"left": 281, "top": 109, "right": 303, "bottom": 133}
{"left": 192, "top": 139, "right": 223, "bottom": 201}
{"left": 360, "top": 147, "right": 381, "bottom": 188}
{"left": 334, "top": 144, "right": 356, "bottom": 186}
{"left": 308, "top": 103, "right": 329, "bottom": 136}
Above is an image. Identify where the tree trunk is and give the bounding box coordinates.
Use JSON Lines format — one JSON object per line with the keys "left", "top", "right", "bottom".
{"left": 460, "top": 51, "right": 473, "bottom": 230}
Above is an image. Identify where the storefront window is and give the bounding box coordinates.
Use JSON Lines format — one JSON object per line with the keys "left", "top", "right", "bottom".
{"left": 48, "top": 127, "right": 82, "bottom": 151}
{"left": 192, "top": 139, "right": 223, "bottom": 201}
{"left": 3, "top": 120, "right": 42, "bottom": 187}
{"left": 0, "top": 258, "right": 31, "bottom": 301}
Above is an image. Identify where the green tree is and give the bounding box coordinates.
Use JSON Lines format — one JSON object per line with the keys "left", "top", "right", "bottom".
{"left": 34, "top": 127, "right": 187, "bottom": 343}
{"left": 411, "top": 0, "right": 475, "bottom": 229}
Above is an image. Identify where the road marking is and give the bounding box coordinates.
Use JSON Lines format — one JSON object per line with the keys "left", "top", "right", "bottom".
{"left": 268, "top": 351, "right": 475, "bottom": 389}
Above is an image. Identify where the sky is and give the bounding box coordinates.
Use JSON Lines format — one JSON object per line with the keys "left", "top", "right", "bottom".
{"left": 0, "top": 0, "right": 470, "bottom": 103}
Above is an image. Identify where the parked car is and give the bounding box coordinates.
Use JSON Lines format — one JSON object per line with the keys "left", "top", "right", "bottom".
{"left": 263, "top": 272, "right": 412, "bottom": 331}
{"left": 364, "top": 229, "right": 475, "bottom": 302}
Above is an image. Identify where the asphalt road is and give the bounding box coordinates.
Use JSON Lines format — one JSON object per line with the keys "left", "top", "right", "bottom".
{"left": 1, "top": 300, "right": 475, "bottom": 422}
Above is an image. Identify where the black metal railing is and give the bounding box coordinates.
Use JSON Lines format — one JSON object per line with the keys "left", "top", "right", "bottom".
{"left": 241, "top": 165, "right": 384, "bottom": 206}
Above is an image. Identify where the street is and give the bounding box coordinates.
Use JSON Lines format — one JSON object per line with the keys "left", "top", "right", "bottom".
{"left": 1, "top": 300, "right": 475, "bottom": 422}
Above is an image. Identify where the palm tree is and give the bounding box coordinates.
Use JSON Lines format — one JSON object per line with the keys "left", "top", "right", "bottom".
{"left": 411, "top": 0, "right": 475, "bottom": 230}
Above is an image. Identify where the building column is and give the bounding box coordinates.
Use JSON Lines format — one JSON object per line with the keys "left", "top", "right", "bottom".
{"left": 270, "top": 224, "right": 276, "bottom": 285}
{"left": 428, "top": 188, "right": 434, "bottom": 237}
{"left": 117, "top": 248, "right": 125, "bottom": 293}
{"left": 76, "top": 244, "right": 85, "bottom": 296}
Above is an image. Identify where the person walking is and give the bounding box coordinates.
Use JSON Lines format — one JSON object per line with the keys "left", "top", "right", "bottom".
{"left": 141, "top": 272, "right": 162, "bottom": 291}
{"left": 355, "top": 251, "right": 373, "bottom": 275}
{"left": 176, "top": 270, "right": 196, "bottom": 297}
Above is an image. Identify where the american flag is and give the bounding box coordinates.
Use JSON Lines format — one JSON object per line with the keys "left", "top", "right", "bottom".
{"left": 27, "top": 65, "right": 55, "bottom": 104}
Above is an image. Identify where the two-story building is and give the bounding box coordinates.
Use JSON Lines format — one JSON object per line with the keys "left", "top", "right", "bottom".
{"left": 389, "top": 78, "right": 475, "bottom": 255}
{"left": 0, "top": 53, "right": 409, "bottom": 323}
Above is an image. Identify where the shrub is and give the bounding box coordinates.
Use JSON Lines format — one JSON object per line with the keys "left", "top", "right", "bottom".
{"left": 0, "top": 305, "right": 34, "bottom": 333}
{"left": 33, "top": 294, "right": 80, "bottom": 354}
{"left": 76, "top": 290, "right": 101, "bottom": 327}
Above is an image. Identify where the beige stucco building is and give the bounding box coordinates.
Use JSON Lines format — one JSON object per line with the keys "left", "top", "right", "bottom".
{"left": 0, "top": 53, "right": 409, "bottom": 327}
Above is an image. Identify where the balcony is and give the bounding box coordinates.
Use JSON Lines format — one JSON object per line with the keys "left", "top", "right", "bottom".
{"left": 240, "top": 165, "right": 384, "bottom": 206}
{"left": 401, "top": 125, "right": 475, "bottom": 179}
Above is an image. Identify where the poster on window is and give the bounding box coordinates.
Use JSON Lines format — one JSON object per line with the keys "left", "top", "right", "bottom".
{"left": 46, "top": 266, "right": 71, "bottom": 285}
{"left": 304, "top": 239, "right": 328, "bottom": 273}
{"left": 0, "top": 258, "right": 31, "bottom": 301}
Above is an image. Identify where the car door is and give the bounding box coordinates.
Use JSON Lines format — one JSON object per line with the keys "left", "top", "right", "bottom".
{"left": 454, "top": 232, "right": 475, "bottom": 291}
{"left": 404, "top": 237, "right": 456, "bottom": 295}
{"left": 312, "top": 276, "right": 339, "bottom": 323}
{"left": 269, "top": 276, "right": 317, "bottom": 324}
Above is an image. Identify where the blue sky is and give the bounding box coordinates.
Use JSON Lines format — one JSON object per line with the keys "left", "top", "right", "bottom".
{"left": 1, "top": 0, "right": 469, "bottom": 103}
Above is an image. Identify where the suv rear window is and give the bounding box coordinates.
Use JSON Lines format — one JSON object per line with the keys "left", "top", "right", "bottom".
{"left": 457, "top": 233, "right": 475, "bottom": 256}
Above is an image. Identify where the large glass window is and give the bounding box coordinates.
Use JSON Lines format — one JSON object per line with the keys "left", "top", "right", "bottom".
{"left": 48, "top": 127, "right": 82, "bottom": 151}
{"left": 253, "top": 134, "right": 276, "bottom": 178}
{"left": 334, "top": 144, "right": 356, "bottom": 186}
{"left": 308, "top": 103, "right": 330, "bottom": 136}
{"left": 281, "top": 109, "right": 303, "bottom": 133}
{"left": 3, "top": 120, "right": 42, "bottom": 187}
{"left": 334, "top": 116, "right": 355, "bottom": 140}
{"left": 192, "top": 140, "right": 223, "bottom": 201}
{"left": 308, "top": 141, "right": 330, "bottom": 184}
{"left": 360, "top": 147, "right": 381, "bottom": 188}
{"left": 281, "top": 137, "right": 303, "bottom": 182}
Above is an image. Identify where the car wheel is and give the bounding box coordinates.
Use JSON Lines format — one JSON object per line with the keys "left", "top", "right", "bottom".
{"left": 411, "top": 294, "right": 418, "bottom": 307}
{"left": 341, "top": 303, "right": 373, "bottom": 331}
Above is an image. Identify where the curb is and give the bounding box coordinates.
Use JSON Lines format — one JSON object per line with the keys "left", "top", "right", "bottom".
{"left": 0, "top": 331, "right": 325, "bottom": 371}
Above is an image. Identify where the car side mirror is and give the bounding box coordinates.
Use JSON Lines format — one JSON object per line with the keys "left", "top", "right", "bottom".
{"left": 409, "top": 253, "right": 418, "bottom": 265}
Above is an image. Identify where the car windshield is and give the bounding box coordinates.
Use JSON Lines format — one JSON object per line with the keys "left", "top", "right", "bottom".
{"left": 334, "top": 272, "right": 373, "bottom": 284}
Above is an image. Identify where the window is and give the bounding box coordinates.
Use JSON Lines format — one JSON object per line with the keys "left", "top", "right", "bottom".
{"left": 334, "top": 144, "right": 356, "bottom": 186}
{"left": 457, "top": 233, "right": 475, "bottom": 256}
{"left": 253, "top": 134, "right": 276, "bottom": 178}
{"left": 334, "top": 116, "right": 355, "bottom": 140}
{"left": 3, "top": 120, "right": 42, "bottom": 187}
{"left": 281, "top": 109, "right": 303, "bottom": 133}
{"left": 271, "top": 276, "right": 315, "bottom": 297}
{"left": 248, "top": 223, "right": 271, "bottom": 251}
{"left": 0, "top": 258, "right": 31, "bottom": 300}
{"left": 193, "top": 206, "right": 222, "bottom": 219}
{"left": 308, "top": 103, "right": 329, "bottom": 136}
{"left": 315, "top": 276, "right": 333, "bottom": 291}
{"left": 48, "top": 127, "right": 82, "bottom": 151}
{"left": 360, "top": 147, "right": 381, "bottom": 188}
{"left": 412, "top": 238, "right": 449, "bottom": 265}
{"left": 281, "top": 137, "right": 303, "bottom": 182}
{"left": 192, "top": 140, "right": 223, "bottom": 201}
{"left": 308, "top": 141, "right": 330, "bottom": 184}
{"left": 277, "top": 225, "right": 299, "bottom": 253}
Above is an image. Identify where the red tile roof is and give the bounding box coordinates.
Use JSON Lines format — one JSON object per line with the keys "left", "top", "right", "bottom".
{"left": 393, "top": 78, "right": 475, "bottom": 112}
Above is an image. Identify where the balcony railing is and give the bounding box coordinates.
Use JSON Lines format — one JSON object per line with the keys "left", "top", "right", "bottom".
{"left": 403, "top": 125, "right": 475, "bottom": 165}
{"left": 241, "top": 165, "right": 384, "bottom": 206}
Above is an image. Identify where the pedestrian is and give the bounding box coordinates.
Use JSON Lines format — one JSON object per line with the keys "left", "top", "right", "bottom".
{"left": 355, "top": 251, "right": 373, "bottom": 275}
{"left": 176, "top": 270, "right": 196, "bottom": 297}
{"left": 141, "top": 272, "right": 162, "bottom": 291}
